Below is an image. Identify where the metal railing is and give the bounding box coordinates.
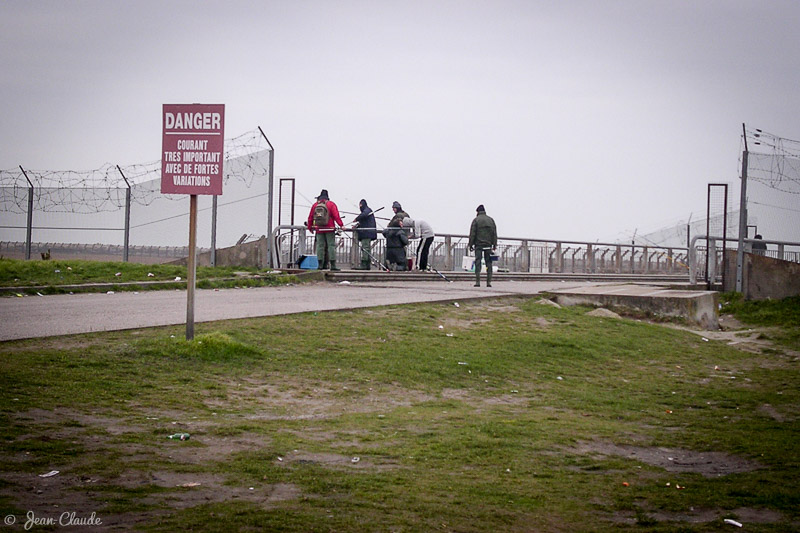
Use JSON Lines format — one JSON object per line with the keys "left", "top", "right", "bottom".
{"left": 688, "top": 235, "right": 800, "bottom": 285}
{"left": 271, "top": 226, "right": 689, "bottom": 274}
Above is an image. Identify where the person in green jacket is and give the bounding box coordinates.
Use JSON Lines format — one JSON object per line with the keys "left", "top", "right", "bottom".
{"left": 468, "top": 204, "right": 497, "bottom": 287}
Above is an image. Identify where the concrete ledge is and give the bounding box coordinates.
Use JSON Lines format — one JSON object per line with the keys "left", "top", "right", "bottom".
{"left": 548, "top": 284, "right": 719, "bottom": 330}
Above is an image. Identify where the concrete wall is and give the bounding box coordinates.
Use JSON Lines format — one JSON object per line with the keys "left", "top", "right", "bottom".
{"left": 724, "top": 250, "right": 800, "bottom": 300}
{"left": 167, "top": 237, "right": 268, "bottom": 268}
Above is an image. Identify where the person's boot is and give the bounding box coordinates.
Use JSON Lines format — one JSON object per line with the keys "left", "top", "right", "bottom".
{"left": 316, "top": 256, "right": 325, "bottom": 270}
{"left": 329, "top": 261, "right": 340, "bottom": 271}
{"left": 487, "top": 266, "right": 493, "bottom": 287}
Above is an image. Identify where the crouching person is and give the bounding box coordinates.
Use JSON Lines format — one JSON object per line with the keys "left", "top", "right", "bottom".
{"left": 383, "top": 223, "right": 409, "bottom": 271}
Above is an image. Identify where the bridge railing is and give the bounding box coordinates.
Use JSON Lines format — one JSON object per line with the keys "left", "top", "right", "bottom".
{"left": 688, "top": 235, "right": 800, "bottom": 285}
{"left": 271, "top": 226, "right": 689, "bottom": 274}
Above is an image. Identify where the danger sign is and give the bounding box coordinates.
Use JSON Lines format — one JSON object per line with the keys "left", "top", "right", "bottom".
{"left": 161, "top": 104, "right": 225, "bottom": 195}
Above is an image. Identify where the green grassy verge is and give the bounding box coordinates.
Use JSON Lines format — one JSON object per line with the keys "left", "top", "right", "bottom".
{"left": 720, "top": 292, "right": 800, "bottom": 350}
{"left": 0, "top": 258, "right": 301, "bottom": 294}
{"left": 1, "top": 296, "right": 798, "bottom": 531}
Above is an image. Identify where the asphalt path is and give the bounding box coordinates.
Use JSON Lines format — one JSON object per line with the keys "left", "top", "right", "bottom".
{"left": 0, "top": 279, "right": 606, "bottom": 341}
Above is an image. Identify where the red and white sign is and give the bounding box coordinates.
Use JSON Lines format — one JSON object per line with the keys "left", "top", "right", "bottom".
{"left": 161, "top": 104, "right": 225, "bottom": 195}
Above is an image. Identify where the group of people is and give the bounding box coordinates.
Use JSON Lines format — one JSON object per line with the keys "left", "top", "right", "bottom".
{"left": 306, "top": 189, "right": 497, "bottom": 286}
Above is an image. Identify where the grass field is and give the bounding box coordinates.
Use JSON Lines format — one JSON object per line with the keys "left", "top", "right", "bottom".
{"left": 0, "top": 258, "right": 298, "bottom": 295}
{"left": 1, "top": 286, "right": 798, "bottom": 531}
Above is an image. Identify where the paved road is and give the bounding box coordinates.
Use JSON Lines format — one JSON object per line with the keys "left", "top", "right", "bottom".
{"left": 0, "top": 279, "right": 603, "bottom": 341}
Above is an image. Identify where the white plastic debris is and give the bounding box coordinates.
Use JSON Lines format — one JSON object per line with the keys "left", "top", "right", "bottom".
{"left": 702, "top": 337, "right": 709, "bottom": 342}
{"left": 438, "top": 325, "right": 444, "bottom": 329}
{"left": 115, "top": 272, "right": 122, "bottom": 277}
{"left": 147, "top": 272, "right": 155, "bottom": 277}
{"left": 106, "top": 291, "right": 115, "bottom": 295}
{"left": 54, "top": 269, "right": 60, "bottom": 273}
{"left": 174, "top": 277, "right": 182, "bottom": 281}
{"left": 557, "top": 376, "right": 563, "bottom": 381}
{"left": 351, "top": 457, "right": 360, "bottom": 463}
{"left": 39, "top": 470, "right": 59, "bottom": 478}
{"left": 458, "top": 362, "right": 468, "bottom": 365}
{"left": 453, "top": 302, "right": 460, "bottom": 307}
{"left": 723, "top": 519, "right": 743, "bottom": 527}
{"left": 338, "top": 280, "right": 351, "bottom": 285}
{"left": 446, "top": 333, "right": 454, "bottom": 337}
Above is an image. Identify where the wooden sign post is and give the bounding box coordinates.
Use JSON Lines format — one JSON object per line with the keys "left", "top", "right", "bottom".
{"left": 161, "top": 103, "right": 225, "bottom": 340}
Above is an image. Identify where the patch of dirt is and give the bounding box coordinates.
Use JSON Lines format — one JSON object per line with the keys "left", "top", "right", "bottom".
{"left": 205, "top": 377, "right": 436, "bottom": 420}
{"left": 1, "top": 408, "right": 304, "bottom": 529}
{"left": 670, "top": 314, "right": 800, "bottom": 359}
{"left": 613, "top": 505, "right": 785, "bottom": 526}
{"left": 570, "top": 440, "right": 761, "bottom": 477}
{"left": 587, "top": 308, "right": 622, "bottom": 319}
{"left": 275, "top": 450, "right": 402, "bottom": 471}
{"left": 441, "top": 316, "right": 489, "bottom": 330}
{"left": 757, "top": 403, "right": 794, "bottom": 423}
{"left": 469, "top": 299, "right": 524, "bottom": 313}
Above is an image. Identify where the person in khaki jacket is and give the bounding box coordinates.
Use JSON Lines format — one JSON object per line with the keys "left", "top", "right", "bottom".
{"left": 468, "top": 204, "right": 497, "bottom": 287}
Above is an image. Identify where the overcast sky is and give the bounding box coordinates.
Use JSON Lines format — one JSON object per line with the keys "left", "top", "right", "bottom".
{"left": 2, "top": 0, "right": 799, "bottom": 242}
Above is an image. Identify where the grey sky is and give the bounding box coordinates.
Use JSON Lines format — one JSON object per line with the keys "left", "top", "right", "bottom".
{"left": 2, "top": 0, "right": 799, "bottom": 242}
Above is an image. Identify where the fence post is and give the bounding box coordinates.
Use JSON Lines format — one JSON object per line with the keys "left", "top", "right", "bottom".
{"left": 707, "top": 238, "right": 717, "bottom": 288}
{"left": 445, "top": 235, "right": 453, "bottom": 270}
{"left": 19, "top": 166, "right": 34, "bottom": 260}
{"left": 615, "top": 245, "right": 622, "bottom": 273}
{"left": 642, "top": 249, "right": 648, "bottom": 273}
{"left": 554, "top": 242, "right": 562, "bottom": 273}
{"left": 116, "top": 166, "right": 131, "bottom": 262}
{"left": 521, "top": 240, "right": 529, "bottom": 272}
{"left": 211, "top": 195, "right": 217, "bottom": 267}
{"left": 586, "top": 244, "right": 593, "bottom": 273}
{"left": 258, "top": 127, "right": 275, "bottom": 268}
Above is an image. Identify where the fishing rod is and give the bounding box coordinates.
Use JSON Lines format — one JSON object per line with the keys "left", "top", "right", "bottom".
{"left": 344, "top": 206, "right": 385, "bottom": 228}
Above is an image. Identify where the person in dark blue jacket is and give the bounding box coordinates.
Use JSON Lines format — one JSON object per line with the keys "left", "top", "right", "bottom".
{"left": 354, "top": 199, "right": 378, "bottom": 269}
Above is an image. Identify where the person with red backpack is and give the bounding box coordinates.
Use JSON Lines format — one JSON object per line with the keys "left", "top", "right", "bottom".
{"left": 306, "top": 189, "right": 344, "bottom": 270}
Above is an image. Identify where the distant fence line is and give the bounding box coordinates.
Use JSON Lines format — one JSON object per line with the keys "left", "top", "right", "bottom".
{"left": 0, "top": 129, "right": 271, "bottom": 262}
{"left": 0, "top": 241, "right": 208, "bottom": 264}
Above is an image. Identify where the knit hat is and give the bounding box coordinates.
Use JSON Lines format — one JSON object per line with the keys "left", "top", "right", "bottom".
{"left": 317, "top": 189, "right": 329, "bottom": 200}
{"left": 476, "top": 204, "right": 485, "bottom": 212}
{"left": 392, "top": 201, "right": 402, "bottom": 210}
{"left": 402, "top": 217, "right": 414, "bottom": 227}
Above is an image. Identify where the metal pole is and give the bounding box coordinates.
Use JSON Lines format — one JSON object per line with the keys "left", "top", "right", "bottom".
{"left": 258, "top": 126, "right": 274, "bottom": 268}
{"left": 722, "top": 184, "right": 728, "bottom": 290}
{"left": 706, "top": 184, "right": 711, "bottom": 288}
{"left": 186, "top": 195, "right": 198, "bottom": 341}
{"left": 116, "top": 166, "right": 131, "bottom": 262}
{"left": 19, "top": 166, "right": 34, "bottom": 260}
{"left": 736, "top": 123, "right": 749, "bottom": 293}
{"left": 211, "top": 195, "right": 217, "bottom": 267}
